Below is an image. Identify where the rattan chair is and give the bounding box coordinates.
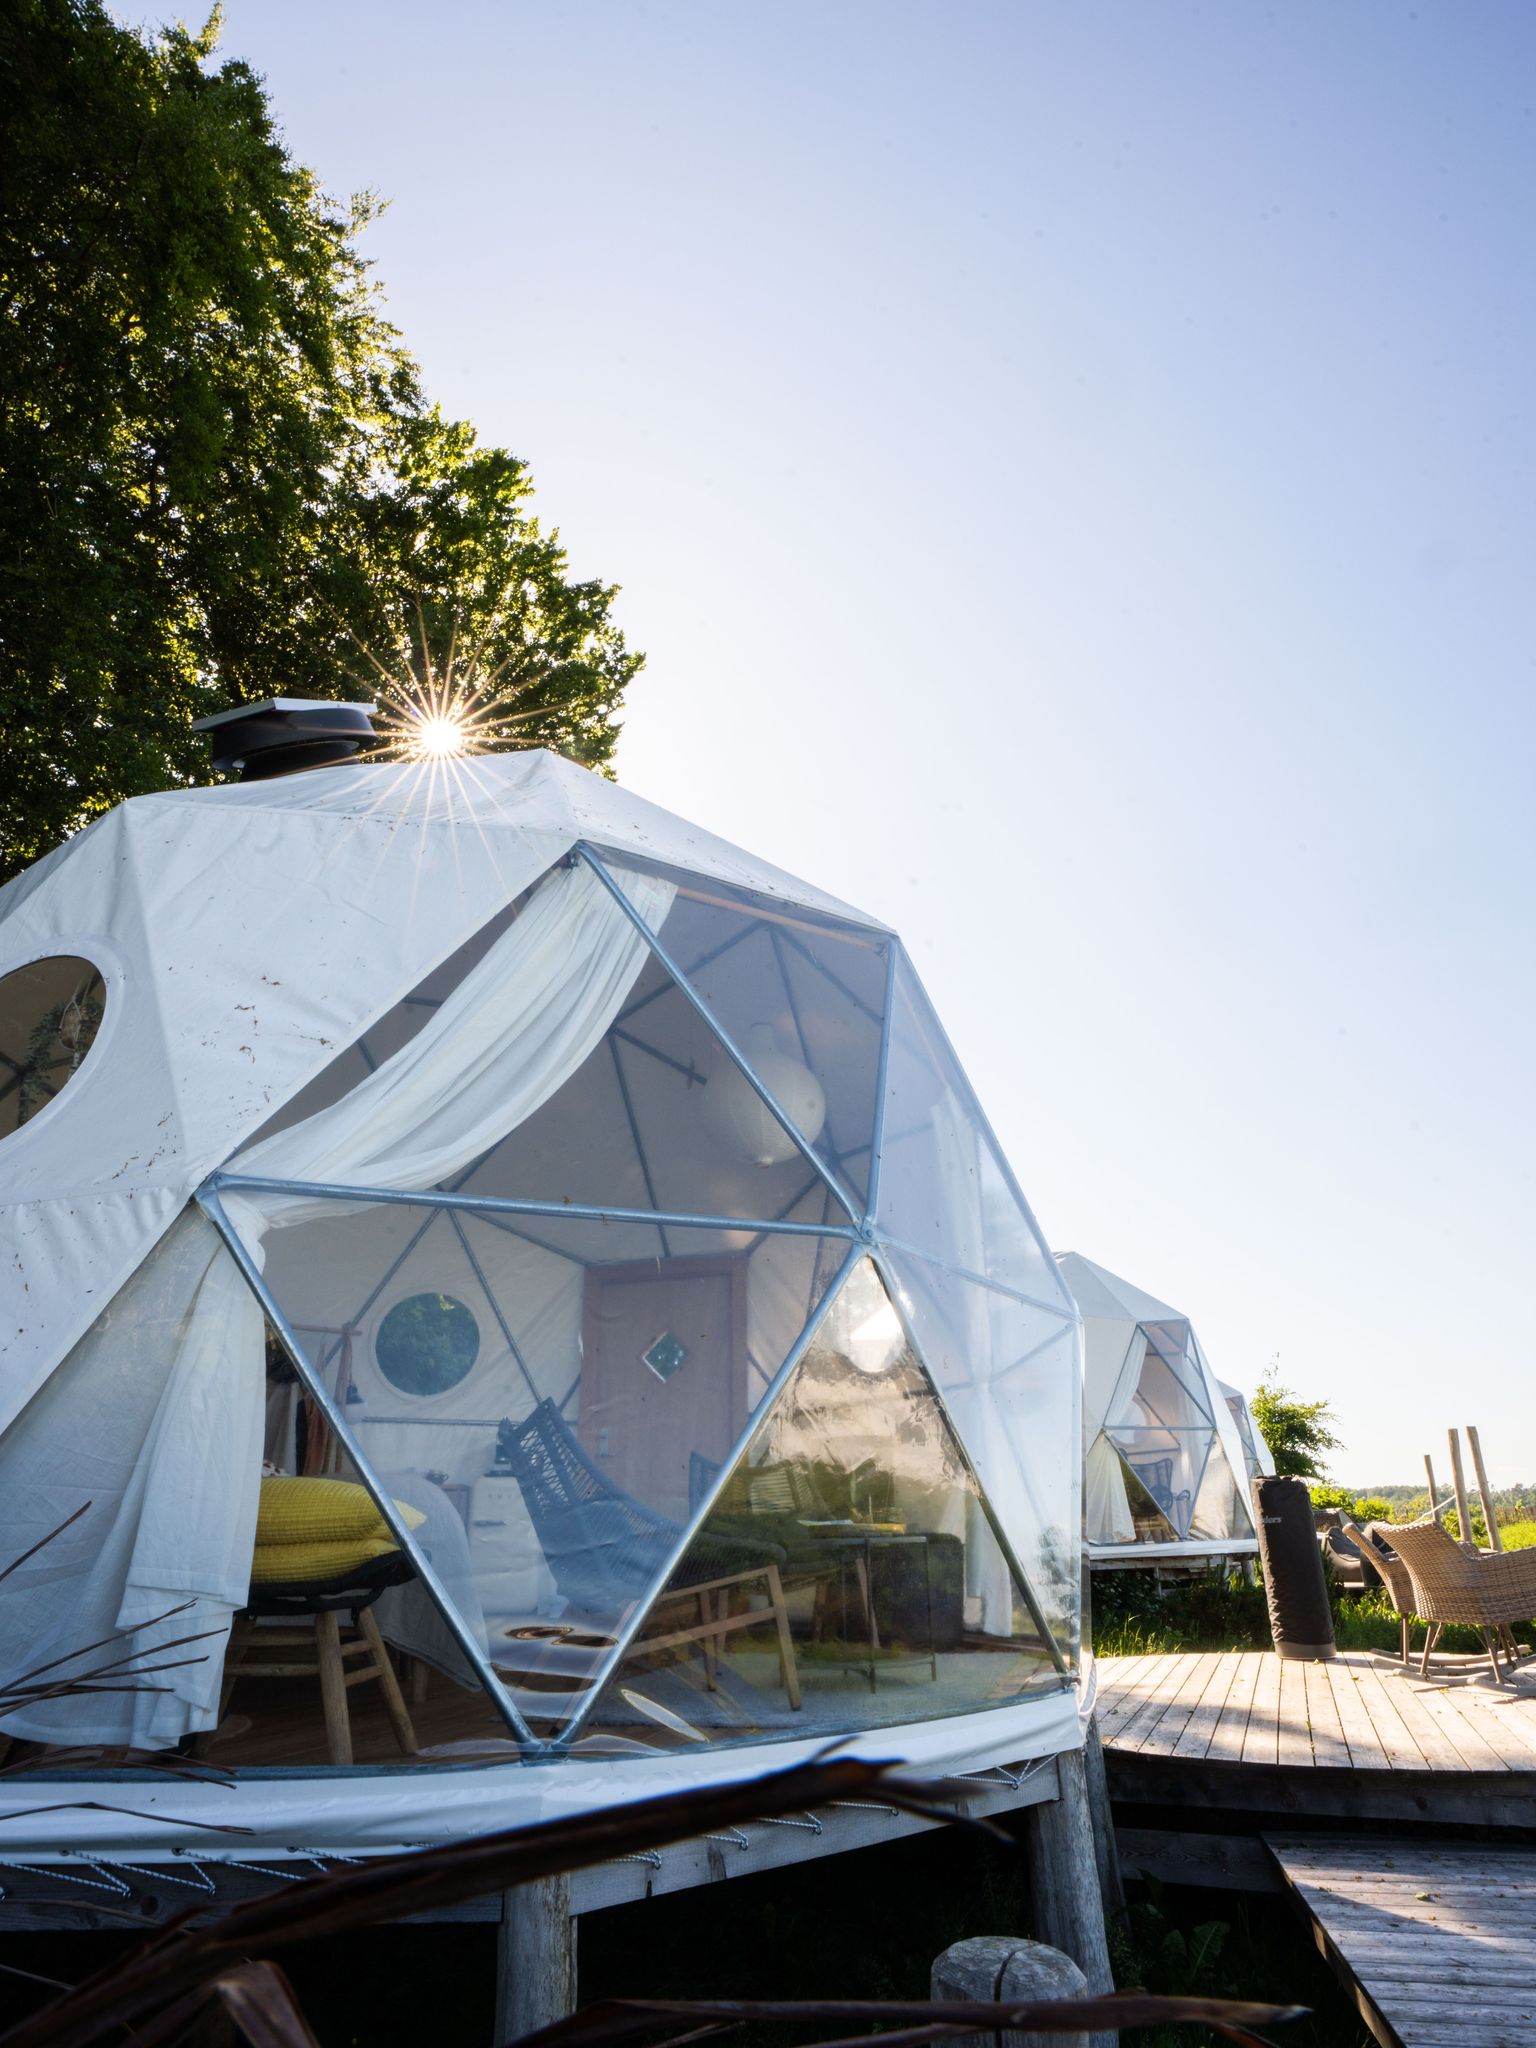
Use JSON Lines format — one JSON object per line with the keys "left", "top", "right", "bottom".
{"left": 1369, "top": 1519, "right": 1536, "bottom": 1684}
{"left": 1341, "top": 1517, "right": 1417, "bottom": 1664}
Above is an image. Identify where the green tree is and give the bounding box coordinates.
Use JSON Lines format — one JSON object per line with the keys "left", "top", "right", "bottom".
{"left": 1249, "top": 1363, "right": 1343, "bottom": 1481}
{"left": 1308, "top": 1482, "right": 1394, "bottom": 1525}
{"left": 0, "top": 1, "right": 638, "bottom": 884}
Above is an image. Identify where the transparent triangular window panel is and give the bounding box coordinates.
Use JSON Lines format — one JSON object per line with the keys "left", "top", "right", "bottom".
{"left": 1188, "top": 1436, "right": 1254, "bottom": 1543}
{"left": 874, "top": 957, "right": 1069, "bottom": 1307}
{"left": 244, "top": 1193, "right": 852, "bottom": 1738}
{"left": 233, "top": 854, "right": 851, "bottom": 1231}
{"left": 1226, "top": 1391, "right": 1263, "bottom": 1479}
{"left": 573, "top": 1258, "right": 1067, "bottom": 1756}
{"left": 1134, "top": 1321, "right": 1215, "bottom": 1425}
{"left": 0, "top": 1204, "right": 517, "bottom": 1766}
{"left": 1108, "top": 1325, "right": 1216, "bottom": 1447}
{"left": 1084, "top": 1434, "right": 1183, "bottom": 1547}
{"left": 877, "top": 1249, "right": 1080, "bottom": 1668}
{"left": 1101, "top": 1425, "right": 1218, "bottom": 1542}
{"left": 597, "top": 850, "right": 891, "bottom": 1217}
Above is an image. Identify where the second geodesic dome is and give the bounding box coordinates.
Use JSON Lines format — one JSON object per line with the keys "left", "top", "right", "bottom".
{"left": 1056, "top": 1252, "right": 1256, "bottom": 1563}
{"left": 1219, "top": 1379, "right": 1276, "bottom": 1485}
{"left": 0, "top": 749, "right": 1083, "bottom": 1844}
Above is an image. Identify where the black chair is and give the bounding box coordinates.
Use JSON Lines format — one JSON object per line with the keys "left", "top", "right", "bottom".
{"left": 217, "top": 1552, "right": 419, "bottom": 1766}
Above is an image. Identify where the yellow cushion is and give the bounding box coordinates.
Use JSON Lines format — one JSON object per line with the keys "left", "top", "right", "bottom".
{"left": 256, "top": 1475, "right": 426, "bottom": 1546}
{"left": 250, "top": 1536, "right": 402, "bottom": 1586}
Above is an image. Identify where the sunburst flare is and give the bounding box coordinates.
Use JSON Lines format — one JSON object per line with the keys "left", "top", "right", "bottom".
{"left": 351, "top": 602, "right": 547, "bottom": 764}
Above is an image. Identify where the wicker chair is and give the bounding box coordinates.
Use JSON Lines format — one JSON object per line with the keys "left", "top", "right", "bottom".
{"left": 1341, "top": 1517, "right": 1417, "bottom": 1664}
{"left": 1370, "top": 1519, "right": 1536, "bottom": 1684}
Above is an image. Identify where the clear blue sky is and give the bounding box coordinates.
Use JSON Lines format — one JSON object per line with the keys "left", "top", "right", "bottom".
{"left": 126, "top": 1, "right": 1536, "bottom": 1483}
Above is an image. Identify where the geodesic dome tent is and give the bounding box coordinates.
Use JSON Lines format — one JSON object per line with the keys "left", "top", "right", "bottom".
{"left": 1219, "top": 1379, "right": 1275, "bottom": 1486}
{"left": 0, "top": 750, "right": 1082, "bottom": 1847}
{"left": 1057, "top": 1252, "right": 1256, "bottom": 1564}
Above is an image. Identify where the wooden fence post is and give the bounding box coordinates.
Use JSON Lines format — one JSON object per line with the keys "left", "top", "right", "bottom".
{"left": 1025, "top": 1747, "right": 1114, "bottom": 2048}
{"left": 496, "top": 1873, "right": 575, "bottom": 2044}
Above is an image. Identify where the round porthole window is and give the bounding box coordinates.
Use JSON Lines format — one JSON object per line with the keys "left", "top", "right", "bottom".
{"left": 0, "top": 956, "right": 107, "bottom": 1140}
{"left": 375, "top": 1293, "right": 480, "bottom": 1397}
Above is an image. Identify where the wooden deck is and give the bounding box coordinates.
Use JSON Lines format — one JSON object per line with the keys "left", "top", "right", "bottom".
{"left": 1269, "top": 1837, "right": 1536, "bottom": 2048}
{"left": 1097, "top": 1649, "right": 1536, "bottom": 1827}
{"left": 1099, "top": 1653, "right": 1536, "bottom": 2048}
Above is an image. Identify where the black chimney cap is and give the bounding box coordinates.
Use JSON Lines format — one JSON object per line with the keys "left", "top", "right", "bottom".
{"left": 193, "top": 698, "right": 379, "bottom": 781}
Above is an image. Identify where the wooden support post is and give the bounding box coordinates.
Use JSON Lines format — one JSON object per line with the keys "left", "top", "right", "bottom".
{"left": 1468, "top": 1426, "right": 1502, "bottom": 1551}
{"left": 496, "top": 1874, "right": 575, "bottom": 2044}
{"left": 1424, "top": 1453, "right": 1441, "bottom": 1524}
{"left": 931, "top": 1935, "right": 1089, "bottom": 2048}
{"left": 1025, "top": 1748, "right": 1114, "bottom": 2048}
{"left": 1080, "top": 1713, "right": 1125, "bottom": 1918}
{"left": 1448, "top": 1428, "right": 1473, "bottom": 1547}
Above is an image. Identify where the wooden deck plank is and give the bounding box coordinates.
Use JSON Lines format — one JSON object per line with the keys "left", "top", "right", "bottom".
{"left": 1116, "top": 1654, "right": 1207, "bottom": 1752}
{"left": 1271, "top": 1836, "right": 1536, "bottom": 2048}
{"left": 1203, "top": 1648, "right": 1261, "bottom": 1763}
{"left": 1171, "top": 1653, "right": 1244, "bottom": 1760}
{"left": 1412, "top": 1681, "right": 1512, "bottom": 1772}
{"left": 1139, "top": 1652, "right": 1222, "bottom": 1756}
{"left": 1302, "top": 1657, "right": 1351, "bottom": 1769}
{"left": 1274, "top": 1654, "right": 1314, "bottom": 1767}
{"left": 1346, "top": 1658, "right": 1434, "bottom": 1771}
{"left": 1363, "top": 1664, "right": 1470, "bottom": 1772}
{"left": 1240, "top": 1650, "right": 1282, "bottom": 1766}
{"left": 1466, "top": 1693, "right": 1536, "bottom": 1768}
{"left": 1324, "top": 1659, "right": 1394, "bottom": 1771}
{"left": 1095, "top": 1655, "right": 1169, "bottom": 1735}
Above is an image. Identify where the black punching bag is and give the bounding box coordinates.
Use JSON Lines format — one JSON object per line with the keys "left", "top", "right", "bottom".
{"left": 1252, "top": 1475, "right": 1336, "bottom": 1661}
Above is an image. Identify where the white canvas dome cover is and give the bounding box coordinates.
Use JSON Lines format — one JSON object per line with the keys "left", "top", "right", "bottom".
{"left": 1057, "top": 1251, "right": 1257, "bottom": 1561}
{"left": 1219, "top": 1378, "right": 1276, "bottom": 1482}
{"left": 0, "top": 752, "right": 1084, "bottom": 1844}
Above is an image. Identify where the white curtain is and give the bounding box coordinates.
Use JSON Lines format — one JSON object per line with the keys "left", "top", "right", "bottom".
{"left": 0, "top": 1210, "right": 264, "bottom": 1747}
{"left": 1085, "top": 1432, "right": 1136, "bottom": 1545}
{"left": 227, "top": 862, "right": 675, "bottom": 1234}
{"left": 0, "top": 861, "right": 674, "bottom": 1749}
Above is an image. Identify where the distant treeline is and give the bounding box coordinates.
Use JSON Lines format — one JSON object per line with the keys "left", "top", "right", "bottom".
{"left": 1360, "top": 1481, "right": 1536, "bottom": 1523}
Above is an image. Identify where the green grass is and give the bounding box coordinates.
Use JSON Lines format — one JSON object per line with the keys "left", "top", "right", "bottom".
{"left": 1091, "top": 1562, "right": 1536, "bottom": 1660}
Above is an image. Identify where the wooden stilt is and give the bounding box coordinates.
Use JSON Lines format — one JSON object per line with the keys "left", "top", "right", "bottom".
{"left": 1468, "top": 1427, "right": 1502, "bottom": 1550}
{"left": 1080, "top": 1713, "right": 1125, "bottom": 1918}
{"left": 1448, "top": 1429, "right": 1474, "bottom": 1547}
{"left": 496, "top": 1873, "right": 575, "bottom": 2043}
{"left": 1025, "top": 1747, "right": 1114, "bottom": 2048}
{"left": 1424, "top": 1453, "right": 1441, "bottom": 1523}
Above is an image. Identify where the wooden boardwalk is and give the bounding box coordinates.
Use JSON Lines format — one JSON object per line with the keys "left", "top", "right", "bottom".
{"left": 1269, "top": 1837, "right": 1536, "bottom": 2048}
{"left": 1096, "top": 1649, "right": 1536, "bottom": 1826}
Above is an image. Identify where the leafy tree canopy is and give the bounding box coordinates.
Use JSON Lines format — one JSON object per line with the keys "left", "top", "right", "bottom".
{"left": 0, "top": 0, "right": 639, "bottom": 883}
{"left": 1250, "top": 1364, "right": 1343, "bottom": 1481}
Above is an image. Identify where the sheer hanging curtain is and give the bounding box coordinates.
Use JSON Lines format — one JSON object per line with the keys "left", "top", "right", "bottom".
{"left": 1085, "top": 1433, "right": 1136, "bottom": 1545}
{"left": 227, "top": 861, "right": 675, "bottom": 1233}
{"left": 0, "top": 1210, "right": 266, "bottom": 1747}
{"left": 0, "top": 861, "right": 674, "bottom": 1750}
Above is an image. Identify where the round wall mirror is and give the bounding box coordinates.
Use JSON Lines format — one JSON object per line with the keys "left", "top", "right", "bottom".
{"left": 375, "top": 1292, "right": 480, "bottom": 1396}
{"left": 0, "top": 956, "right": 107, "bottom": 1139}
